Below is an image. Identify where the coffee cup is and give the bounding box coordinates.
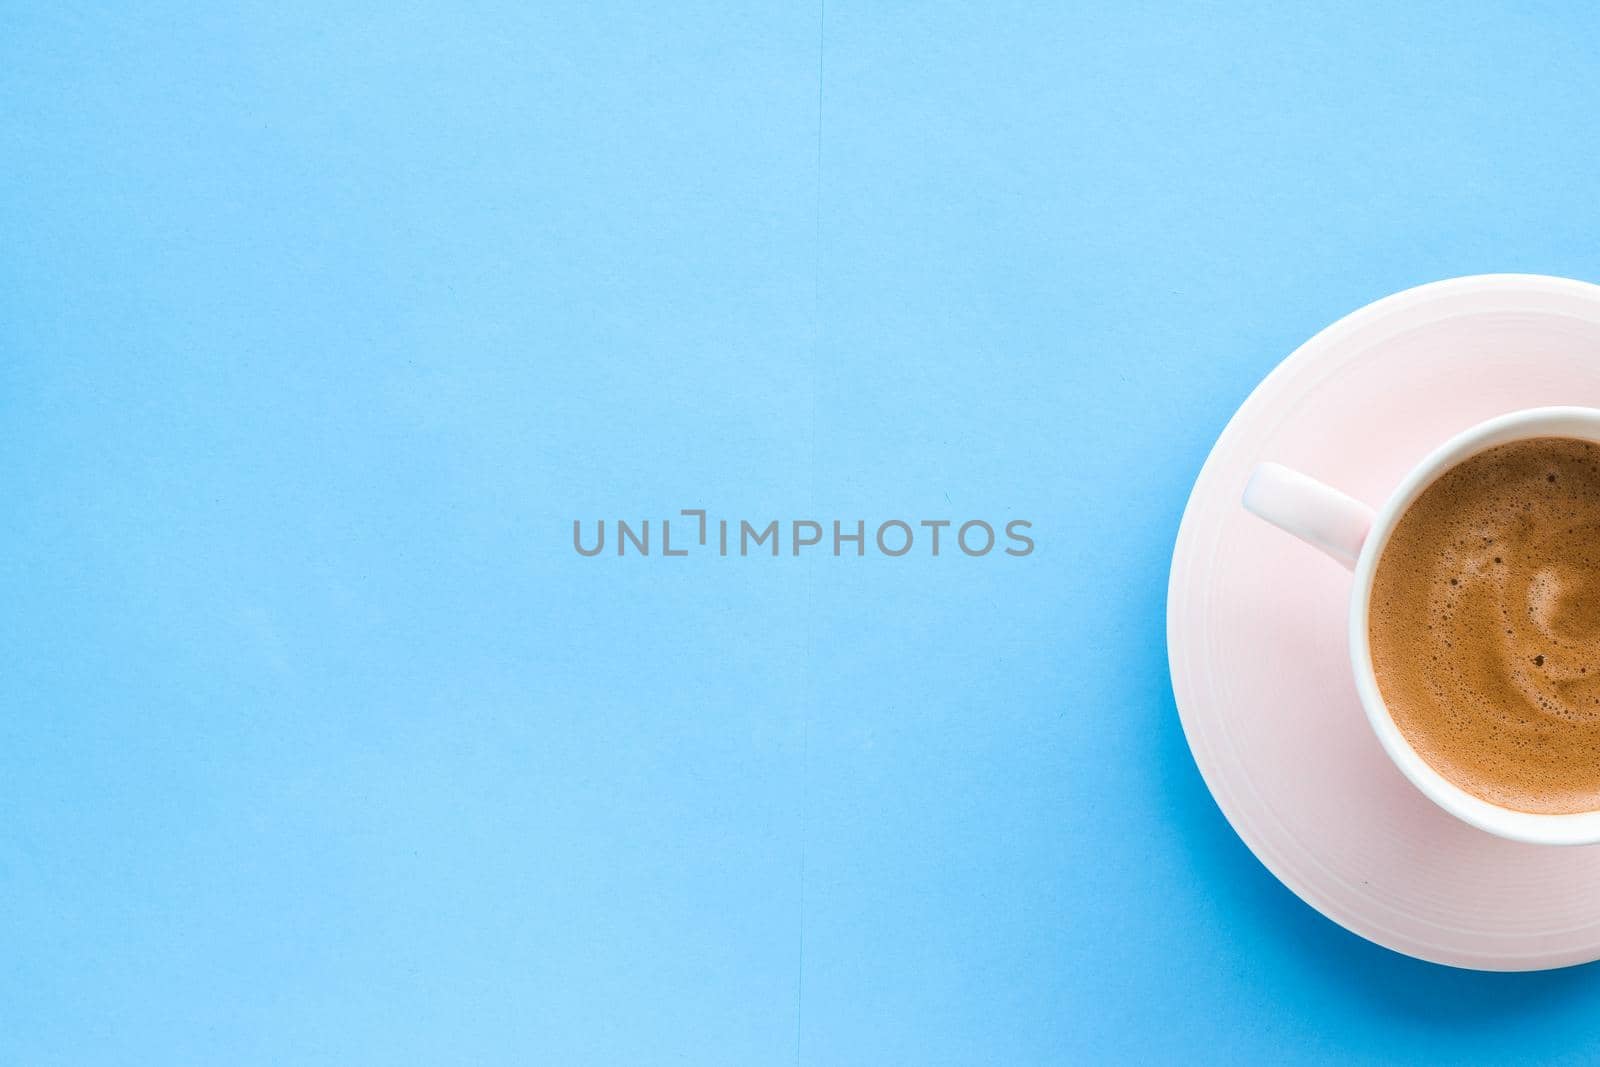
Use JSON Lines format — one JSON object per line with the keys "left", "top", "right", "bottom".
{"left": 1244, "top": 406, "right": 1600, "bottom": 845}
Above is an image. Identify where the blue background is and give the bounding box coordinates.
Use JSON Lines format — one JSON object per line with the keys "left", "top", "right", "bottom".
{"left": 6, "top": 2, "right": 1600, "bottom": 1063}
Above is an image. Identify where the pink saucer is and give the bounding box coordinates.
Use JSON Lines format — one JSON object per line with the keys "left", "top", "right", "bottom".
{"left": 1168, "top": 274, "right": 1600, "bottom": 971}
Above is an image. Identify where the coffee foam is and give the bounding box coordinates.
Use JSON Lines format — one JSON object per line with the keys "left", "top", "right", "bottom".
{"left": 1369, "top": 437, "right": 1600, "bottom": 814}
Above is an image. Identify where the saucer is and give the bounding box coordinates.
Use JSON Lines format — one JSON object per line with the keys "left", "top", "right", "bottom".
{"left": 1168, "top": 274, "right": 1600, "bottom": 971}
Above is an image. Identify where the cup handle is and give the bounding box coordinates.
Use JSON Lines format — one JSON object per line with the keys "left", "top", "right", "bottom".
{"left": 1242, "top": 462, "right": 1377, "bottom": 571}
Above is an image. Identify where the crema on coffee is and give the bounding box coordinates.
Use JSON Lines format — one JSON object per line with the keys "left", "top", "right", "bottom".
{"left": 1369, "top": 437, "right": 1600, "bottom": 815}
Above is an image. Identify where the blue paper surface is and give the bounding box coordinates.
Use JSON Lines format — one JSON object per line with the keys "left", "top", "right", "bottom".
{"left": 6, "top": 2, "right": 1600, "bottom": 1062}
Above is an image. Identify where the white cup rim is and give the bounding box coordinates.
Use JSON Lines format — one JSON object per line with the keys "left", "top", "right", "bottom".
{"left": 1349, "top": 405, "right": 1600, "bottom": 846}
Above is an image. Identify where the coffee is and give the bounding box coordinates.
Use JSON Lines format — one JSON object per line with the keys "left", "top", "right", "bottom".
{"left": 1370, "top": 436, "right": 1600, "bottom": 815}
